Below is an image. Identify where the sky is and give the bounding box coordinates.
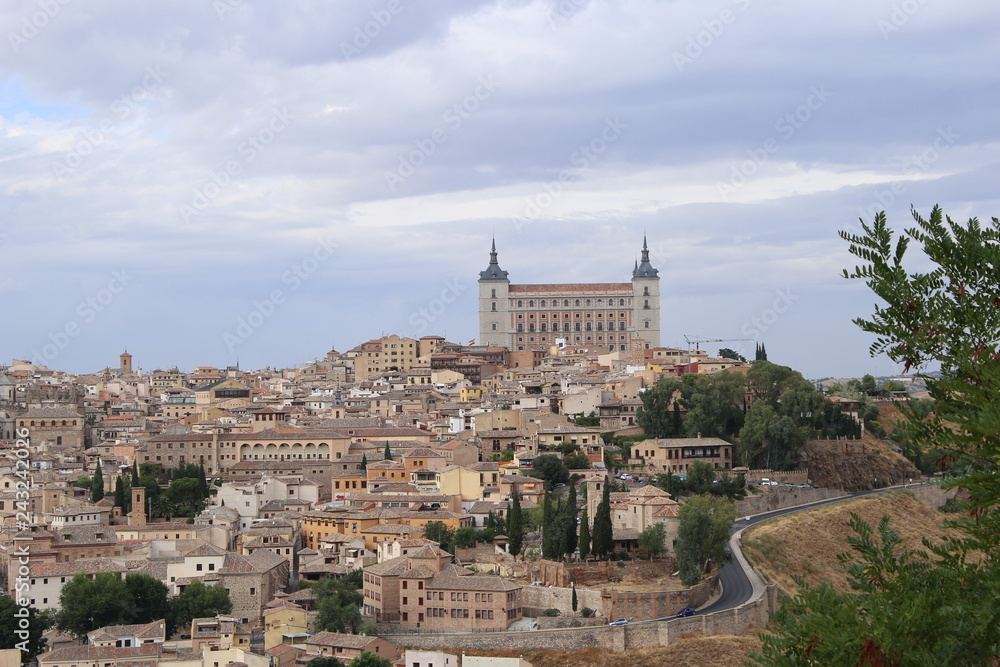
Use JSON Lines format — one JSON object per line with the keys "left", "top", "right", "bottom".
{"left": 2, "top": 0, "right": 998, "bottom": 379}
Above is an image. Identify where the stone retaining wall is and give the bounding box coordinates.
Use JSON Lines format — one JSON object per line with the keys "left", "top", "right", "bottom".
{"left": 532, "top": 557, "right": 677, "bottom": 588}
{"left": 381, "top": 583, "right": 777, "bottom": 653}
{"left": 736, "top": 486, "right": 843, "bottom": 516}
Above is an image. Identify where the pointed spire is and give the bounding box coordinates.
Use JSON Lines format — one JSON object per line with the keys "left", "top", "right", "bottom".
{"left": 480, "top": 237, "right": 509, "bottom": 281}
{"left": 633, "top": 235, "right": 659, "bottom": 279}
{"left": 490, "top": 237, "right": 499, "bottom": 264}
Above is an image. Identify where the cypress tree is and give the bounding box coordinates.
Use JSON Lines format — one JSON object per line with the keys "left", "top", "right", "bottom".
{"left": 360, "top": 452, "right": 368, "bottom": 470}
{"left": 114, "top": 476, "right": 125, "bottom": 510}
{"left": 507, "top": 492, "right": 523, "bottom": 559}
{"left": 197, "top": 462, "right": 210, "bottom": 499}
{"left": 579, "top": 508, "right": 591, "bottom": 559}
{"left": 541, "top": 490, "right": 555, "bottom": 559}
{"left": 91, "top": 460, "right": 105, "bottom": 502}
{"left": 592, "top": 477, "right": 614, "bottom": 558}
{"left": 383, "top": 442, "right": 392, "bottom": 460}
{"left": 131, "top": 464, "right": 139, "bottom": 487}
{"left": 572, "top": 585, "right": 578, "bottom": 612}
{"left": 564, "top": 483, "right": 578, "bottom": 559}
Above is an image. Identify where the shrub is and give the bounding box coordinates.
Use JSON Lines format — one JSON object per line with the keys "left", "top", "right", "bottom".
{"left": 543, "top": 608, "right": 560, "bottom": 617}
{"left": 581, "top": 607, "right": 595, "bottom": 618}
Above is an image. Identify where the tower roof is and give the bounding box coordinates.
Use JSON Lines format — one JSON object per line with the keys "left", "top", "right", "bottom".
{"left": 632, "top": 235, "right": 659, "bottom": 279}
{"left": 479, "top": 238, "right": 509, "bottom": 281}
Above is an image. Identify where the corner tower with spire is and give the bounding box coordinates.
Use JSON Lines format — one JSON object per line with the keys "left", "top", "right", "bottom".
{"left": 631, "top": 235, "right": 661, "bottom": 349}
{"left": 478, "top": 237, "right": 511, "bottom": 347}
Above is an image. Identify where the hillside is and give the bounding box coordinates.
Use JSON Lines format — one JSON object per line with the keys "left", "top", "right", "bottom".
{"left": 459, "top": 631, "right": 764, "bottom": 667}
{"left": 804, "top": 435, "right": 919, "bottom": 490}
{"left": 741, "top": 492, "right": 958, "bottom": 597}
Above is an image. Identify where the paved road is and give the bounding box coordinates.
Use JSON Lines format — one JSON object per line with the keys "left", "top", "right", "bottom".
{"left": 695, "top": 483, "right": 926, "bottom": 616}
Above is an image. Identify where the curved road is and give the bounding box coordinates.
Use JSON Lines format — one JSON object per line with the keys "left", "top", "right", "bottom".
{"left": 696, "top": 483, "right": 926, "bottom": 616}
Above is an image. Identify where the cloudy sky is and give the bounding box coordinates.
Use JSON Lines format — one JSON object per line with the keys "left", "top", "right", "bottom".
{"left": 2, "top": 0, "right": 997, "bottom": 379}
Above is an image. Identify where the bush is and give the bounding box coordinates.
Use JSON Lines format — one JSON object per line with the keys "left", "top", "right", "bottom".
{"left": 581, "top": 607, "right": 595, "bottom": 618}
{"left": 543, "top": 608, "right": 560, "bottom": 617}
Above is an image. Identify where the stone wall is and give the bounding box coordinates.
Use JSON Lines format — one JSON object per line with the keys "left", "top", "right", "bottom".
{"left": 380, "top": 583, "right": 777, "bottom": 653}
{"left": 521, "top": 586, "right": 604, "bottom": 617}
{"left": 531, "top": 558, "right": 677, "bottom": 588}
{"left": 905, "top": 483, "right": 958, "bottom": 509}
{"left": 736, "top": 486, "right": 843, "bottom": 517}
{"left": 603, "top": 576, "right": 718, "bottom": 621}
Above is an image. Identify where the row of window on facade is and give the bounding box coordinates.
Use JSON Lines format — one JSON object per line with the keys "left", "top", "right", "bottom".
{"left": 515, "top": 321, "right": 631, "bottom": 332}
{"left": 20, "top": 419, "right": 78, "bottom": 427}
{"left": 510, "top": 298, "right": 633, "bottom": 307}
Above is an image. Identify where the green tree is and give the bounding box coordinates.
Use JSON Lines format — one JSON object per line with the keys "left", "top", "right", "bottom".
{"left": 675, "top": 494, "right": 735, "bottom": 586}
{"left": 349, "top": 652, "right": 393, "bottom": 667}
{"left": 591, "top": 478, "right": 614, "bottom": 559}
{"left": 638, "top": 522, "right": 667, "bottom": 560}
{"left": 423, "top": 521, "right": 453, "bottom": 551}
{"left": 56, "top": 572, "right": 130, "bottom": 637}
{"left": 578, "top": 508, "right": 591, "bottom": 559}
{"left": 314, "top": 575, "right": 364, "bottom": 634}
{"left": 637, "top": 377, "right": 685, "bottom": 438}
{"left": 308, "top": 659, "right": 344, "bottom": 667}
{"left": 564, "top": 483, "right": 578, "bottom": 559}
{"left": 507, "top": 492, "right": 523, "bottom": 558}
{"left": 755, "top": 206, "right": 1000, "bottom": 663}
{"left": 113, "top": 475, "right": 127, "bottom": 511}
{"left": 124, "top": 573, "right": 171, "bottom": 629}
{"left": 718, "top": 347, "right": 747, "bottom": 362}
{"left": 91, "top": 459, "right": 104, "bottom": 502}
{"left": 563, "top": 452, "right": 591, "bottom": 470}
{"left": 755, "top": 342, "right": 767, "bottom": 361}
{"left": 685, "top": 461, "right": 716, "bottom": 495}
{"left": 500, "top": 447, "right": 514, "bottom": 462}
{"left": 738, "top": 400, "right": 775, "bottom": 468}
{"left": 656, "top": 470, "right": 686, "bottom": 499}
{"left": 0, "top": 598, "right": 53, "bottom": 664}
{"left": 169, "top": 581, "right": 231, "bottom": 633}
{"left": 764, "top": 416, "right": 807, "bottom": 471}
{"left": 383, "top": 442, "right": 392, "bottom": 460}
{"left": 528, "top": 454, "right": 570, "bottom": 488}
{"left": 166, "top": 477, "right": 206, "bottom": 516}
{"left": 683, "top": 371, "right": 746, "bottom": 437}
{"left": 452, "top": 526, "right": 478, "bottom": 550}
{"left": 860, "top": 373, "right": 877, "bottom": 393}
{"left": 360, "top": 452, "right": 367, "bottom": 470}
{"left": 571, "top": 585, "right": 578, "bottom": 612}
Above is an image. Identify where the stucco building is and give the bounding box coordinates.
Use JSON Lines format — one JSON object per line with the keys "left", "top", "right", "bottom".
{"left": 478, "top": 237, "right": 661, "bottom": 351}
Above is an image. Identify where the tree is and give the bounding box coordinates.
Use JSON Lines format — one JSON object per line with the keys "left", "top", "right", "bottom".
{"left": 656, "top": 471, "right": 686, "bottom": 499}
{"left": 675, "top": 494, "right": 735, "bottom": 586}
{"left": 308, "top": 659, "right": 344, "bottom": 667}
{"left": 638, "top": 522, "right": 667, "bottom": 560}
{"left": 637, "top": 377, "right": 685, "bottom": 438}
{"left": 718, "top": 347, "right": 746, "bottom": 362}
{"left": 685, "top": 461, "right": 716, "bottom": 496}
{"left": 683, "top": 371, "right": 746, "bottom": 438}
{"left": 314, "top": 575, "right": 364, "bottom": 634}
{"left": 738, "top": 400, "right": 775, "bottom": 468}
{"left": 124, "top": 573, "right": 170, "bottom": 630}
{"left": 528, "top": 454, "right": 570, "bottom": 488}
{"left": 571, "top": 585, "right": 578, "bottom": 612}
{"left": 170, "top": 581, "right": 231, "bottom": 633}
{"left": 578, "top": 508, "right": 591, "bottom": 559}
{"left": 452, "top": 526, "right": 478, "bottom": 550}
{"left": 56, "top": 572, "right": 130, "bottom": 637}
{"left": 114, "top": 475, "right": 127, "bottom": 511}
{"left": 91, "top": 459, "right": 105, "bottom": 502}
{"left": 349, "top": 653, "right": 393, "bottom": 667}
{"left": 564, "top": 483, "right": 578, "bottom": 558}
{"left": 755, "top": 342, "right": 767, "bottom": 361}
{"left": 591, "top": 478, "right": 614, "bottom": 558}
{"left": 0, "top": 597, "right": 53, "bottom": 664}
{"left": 563, "top": 452, "right": 591, "bottom": 470}
{"left": 507, "top": 492, "right": 523, "bottom": 558}
{"left": 383, "top": 442, "right": 392, "bottom": 460}
{"left": 423, "top": 521, "right": 453, "bottom": 551}
{"left": 360, "top": 452, "right": 367, "bottom": 470}
{"left": 764, "top": 416, "right": 807, "bottom": 471}
{"left": 755, "top": 206, "right": 1000, "bottom": 663}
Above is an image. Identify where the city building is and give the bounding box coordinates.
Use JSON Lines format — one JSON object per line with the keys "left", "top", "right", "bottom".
{"left": 478, "top": 237, "right": 661, "bottom": 351}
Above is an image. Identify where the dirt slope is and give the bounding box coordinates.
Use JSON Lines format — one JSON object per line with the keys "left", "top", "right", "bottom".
{"left": 804, "top": 435, "right": 919, "bottom": 490}
{"left": 741, "top": 492, "right": 957, "bottom": 597}
{"left": 460, "top": 631, "right": 765, "bottom": 667}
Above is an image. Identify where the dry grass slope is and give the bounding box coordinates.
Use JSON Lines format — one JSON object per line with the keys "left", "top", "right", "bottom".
{"left": 459, "top": 631, "right": 765, "bottom": 667}
{"left": 741, "top": 491, "right": 958, "bottom": 597}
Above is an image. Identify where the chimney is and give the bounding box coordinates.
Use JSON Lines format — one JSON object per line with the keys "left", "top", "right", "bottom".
{"left": 130, "top": 486, "right": 146, "bottom": 527}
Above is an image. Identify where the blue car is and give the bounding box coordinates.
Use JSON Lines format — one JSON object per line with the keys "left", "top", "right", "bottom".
{"left": 608, "top": 618, "right": 629, "bottom": 626}
{"left": 676, "top": 607, "right": 697, "bottom": 618}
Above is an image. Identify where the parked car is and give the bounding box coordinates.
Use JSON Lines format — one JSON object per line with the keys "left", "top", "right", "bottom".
{"left": 608, "top": 618, "right": 629, "bottom": 626}
{"left": 676, "top": 607, "right": 697, "bottom": 618}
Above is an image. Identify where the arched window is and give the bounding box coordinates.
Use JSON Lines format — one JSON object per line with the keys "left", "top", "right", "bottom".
{"left": 564, "top": 299, "right": 569, "bottom": 306}
{"left": 529, "top": 300, "right": 534, "bottom": 307}
{"left": 517, "top": 300, "right": 523, "bottom": 307}
{"left": 586, "top": 299, "right": 591, "bottom": 306}
{"left": 575, "top": 300, "right": 581, "bottom": 306}
{"left": 620, "top": 298, "right": 625, "bottom": 306}
{"left": 540, "top": 300, "right": 546, "bottom": 307}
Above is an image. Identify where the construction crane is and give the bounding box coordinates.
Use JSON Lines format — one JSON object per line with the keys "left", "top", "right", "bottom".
{"left": 683, "top": 335, "right": 756, "bottom": 355}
